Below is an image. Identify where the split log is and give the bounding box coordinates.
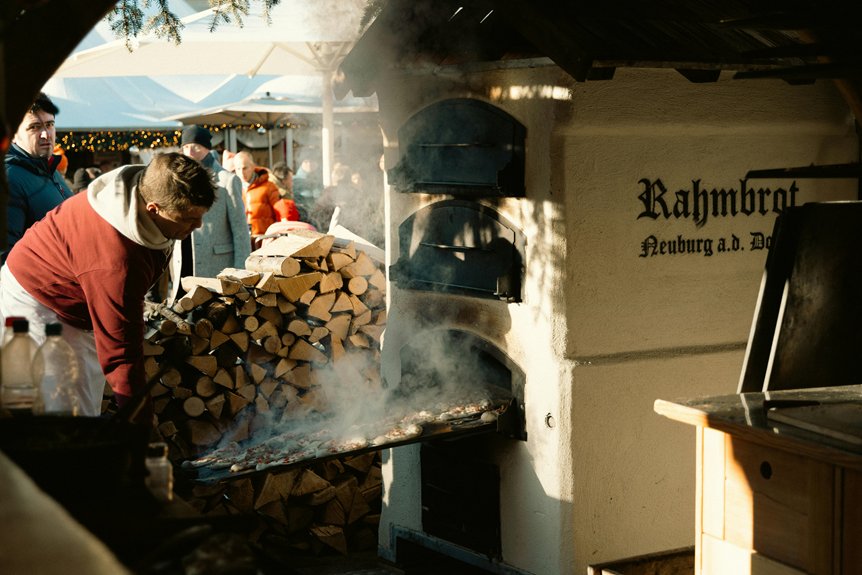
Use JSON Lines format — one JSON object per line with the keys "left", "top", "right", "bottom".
{"left": 181, "top": 276, "right": 242, "bottom": 296}
{"left": 183, "top": 396, "right": 206, "bottom": 417}
{"left": 157, "top": 420, "right": 178, "bottom": 438}
{"left": 289, "top": 339, "right": 328, "bottom": 364}
{"left": 227, "top": 391, "right": 251, "bottom": 416}
{"left": 230, "top": 331, "right": 249, "bottom": 352}
{"left": 292, "top": 469, "right": 331, "bottom": 496}
{"left": 249, "top": 363, "right": 268, "bottom": 385}
{"left": 339, "top": 252, "right": 377, "bottom": 279}
{"left": 256, "top": 306, "right": 283, "bottom": 328}
{"left": 220, "top": 313, "right": 242, "bottom": 335}
{"left": 209, "top": 330, "right": 230, "bottom": 350}
{"left": 310, "top": 525, "right": 347, "bottom": 555}
{"left": 205, "top": 394, "right": 225, "bottom": 419}
{"left": 277, "top": 272, "right": 322, "bottom": 302}
{"left": 213, "top": 367, "right": 235, "bottom": 390}
{"left": 143, "top": 341, "right": 164, "bottom": 356}
{"left": 217, "top": 268, "right": 261, "bottom": 287}
{"left": 156, "top": 305, "right": 192, "bottom": 335}
{"left": 262, "top": 334, "right": 282, "bottom": 354}
{"left": 189, "top": 333, "right": 209, "bottom": 355}
{"left": 325, "top": 315, "right": 351, "bottom": 341}
{"left": 274, "top": 358, "right": 297, "bottom": 379}
{"left": 307, "top": 292, "right": 335, "bottom": 322}
{"left": 327, "top": 251, "right": 353, "bottom": 272}
{"left": 238, "top": 298, "right": 257, "bottom": 316}
{"left": 331, "top": 292, "right": 352, "bottom": 313}
{"left": 185, "top": 355, "right": 218, "bottom": 377}
{"left": 368, "top": 268, "right": 387, "bottom": 292}
{"left": 298, "top": 289, "right": 316, "bottom": 306}
{"left": 287, "top": 319, "right": 312, "bottom": 337}
{"left": 243, "top": 316, "right": 259, "bottom": 333}
{"left": 150, "top": 382, "right": 170, "bottom": 397}
{"left": 308, "top": 326, "right": 329, "bottom": 343}
{"left": 194, "top": 375, "right": 218, "bottom": 397}
{"left": 250, "top": 320, "right": 279, "bottom": 342}
{"left": 254, "top": 272, "right": 283, "bottom": 294}
{"left": 255, "top": 470, "right": 300, "bottom": 510}
{"left": 349, "top": 294, "right": 369, "bottom": 316}
{"left": 318, "top": 271, "right": 343, "bottom": 294}
{"left": 277, "top": 297, "right": 297, "bottom": 315}
{"left": 254, "top": 231, "right": 335, "bottom": 259}
{"left": 194, "top": 318, "right": 214, "bottom": 340}
{"left": 347, "top": 276, "right": 368, "bottom": 296}
{"left": 244, "top": 255, "right": 301, "bottom": 277}
{"left": 187, "top": 420, "right": 221, "bottom": 446}
{"left": 359, "top": 324, "right": 385, "bottom": 343}
{"left": 160, "top": 367, "right": 183, "bottom": 389}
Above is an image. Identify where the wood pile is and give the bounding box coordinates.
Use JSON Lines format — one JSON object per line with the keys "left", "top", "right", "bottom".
{"left": 141, "top": 229, "right": 387, "bottom": 555}
{"left": 144, "top": 230, "right": 386, "bottom": 459}
{"left": 187, "top": 452, "right": 383, "bottom": 556}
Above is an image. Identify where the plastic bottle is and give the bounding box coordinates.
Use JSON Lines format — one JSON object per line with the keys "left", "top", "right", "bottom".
{"left": 0, "top": 319, "right": 39, "bottom": 414}
{"left": 144, "top": 442, "right": 174, "bottom": 502}
{"left": 2, "top": 316, "right": 25, "bottom": 347}
{"left": 32, "top": 322, "right": 80, "bottom": 416}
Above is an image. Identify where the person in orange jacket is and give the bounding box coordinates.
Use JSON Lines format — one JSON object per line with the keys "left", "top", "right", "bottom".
{"left": 233, "top": 151, "right": 296, "bottom": 239}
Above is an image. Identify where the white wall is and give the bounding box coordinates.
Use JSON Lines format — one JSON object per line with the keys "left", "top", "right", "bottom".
{"left": 374, "top": 65, "right": 859, "bottom": 574}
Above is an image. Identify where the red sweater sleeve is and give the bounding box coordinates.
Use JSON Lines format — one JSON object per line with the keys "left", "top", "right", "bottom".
{"left": 78, "top": 257, "right": 156, "bottom": 399}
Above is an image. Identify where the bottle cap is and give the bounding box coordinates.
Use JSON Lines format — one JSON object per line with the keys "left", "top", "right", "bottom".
{"left": 45, "top": 323, "right": 63, "bottom": 337}
{"left": 147, "top": 442, "right": 169, "bottom": 458}
{"left": 12, "top": 319, "right": 29, "bottom": 333}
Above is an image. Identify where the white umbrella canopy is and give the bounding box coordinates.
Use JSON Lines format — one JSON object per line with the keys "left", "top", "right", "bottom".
{"left": 165, "top": 75, "right": 378, "bottom": 125}
{"left": 43, "top": 76, "right": 193, "bottom": 130}
{"left": 52, "top": 0, "right": 372, "bottom": 183}
{"left": 53, "top": 0, "right": 368, "bottom": 78}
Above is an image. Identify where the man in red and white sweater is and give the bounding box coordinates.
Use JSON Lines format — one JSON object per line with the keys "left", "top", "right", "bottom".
{"left": 0, "top": 153, "right": 215, "bottom": 419}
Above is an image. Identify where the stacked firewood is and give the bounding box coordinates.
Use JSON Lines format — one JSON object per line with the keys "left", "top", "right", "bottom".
{"left": 187, "top": 452, "right": 383, "bottom": 556}
{"left": 143, "top": 229, "right": 387, "bottom": 459}
{"left": 140, "top": 229, "right": 387, "bottom": 555}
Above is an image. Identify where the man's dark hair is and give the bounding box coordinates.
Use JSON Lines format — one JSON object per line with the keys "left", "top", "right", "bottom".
{"left": 272, "top": 161, "right": 294, "bottom": 180}
{"left": 29, "top": 92, "right": 59, "bottom": 116}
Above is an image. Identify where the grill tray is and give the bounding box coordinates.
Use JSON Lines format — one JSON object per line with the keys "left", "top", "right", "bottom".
{"left": 186, "top": 400, "right": 518, "bottom": 484}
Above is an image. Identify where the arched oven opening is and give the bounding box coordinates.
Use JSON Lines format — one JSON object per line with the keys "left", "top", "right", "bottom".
{"left": 395, "top": 328, "right": 526, "bottom": 560}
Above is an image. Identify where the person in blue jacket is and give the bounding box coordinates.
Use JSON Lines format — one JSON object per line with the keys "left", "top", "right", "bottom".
{"left": 3, "top": 92, "right": 74, "bottom": 262}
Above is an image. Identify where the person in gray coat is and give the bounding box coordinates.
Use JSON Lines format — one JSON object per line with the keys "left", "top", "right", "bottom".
{"left": 169, "top": 125, "right": 250, "bottom": 302}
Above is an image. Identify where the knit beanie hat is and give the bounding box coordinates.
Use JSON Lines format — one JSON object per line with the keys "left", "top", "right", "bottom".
{"left": 72, "top": 167, "right": 93, "bottom": 192}
{"left": 181, "top": 125, "right": 212, "bottom": 149}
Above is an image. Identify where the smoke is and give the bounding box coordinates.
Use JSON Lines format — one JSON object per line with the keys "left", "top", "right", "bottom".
{"left": 212, "top": 325, "right": 511, "bottom": 457}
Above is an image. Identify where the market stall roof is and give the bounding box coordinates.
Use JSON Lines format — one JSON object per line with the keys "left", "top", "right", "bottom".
{"left": 336, "top": 0, "right": 862, "bottom": 118}
{"left": 163, "top": 75, "right": 378, "bottom": 126}
{"left": 42, "top": 76, "right": 193, "bottom": 131}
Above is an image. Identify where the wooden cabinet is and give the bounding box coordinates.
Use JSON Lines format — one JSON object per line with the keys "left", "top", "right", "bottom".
{"left": 698, "top": 428, "right": 835, "bottom": 574}
{"left": 655, "top": 388, "right": 862, "bottom": 575}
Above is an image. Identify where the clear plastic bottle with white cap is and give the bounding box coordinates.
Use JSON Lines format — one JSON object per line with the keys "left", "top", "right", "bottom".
{"left": 0, "top": 318, "right": 39, "bottom": 415}
{"left": 32, "top": 322, "right": 80, "bottom": 416}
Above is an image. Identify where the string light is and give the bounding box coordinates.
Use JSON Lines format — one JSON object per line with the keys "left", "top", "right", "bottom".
{"left": 58, "top": 121, "right": 304, "bottom": 152}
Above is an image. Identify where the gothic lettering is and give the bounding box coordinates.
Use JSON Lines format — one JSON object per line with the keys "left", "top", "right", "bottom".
{"left": 637, "top": 178, "right": 799, "bottom": 226}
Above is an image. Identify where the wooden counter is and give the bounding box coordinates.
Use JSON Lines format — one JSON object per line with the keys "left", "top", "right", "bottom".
{"left": 655, "top": 385, "right": 862, "bottom": 575}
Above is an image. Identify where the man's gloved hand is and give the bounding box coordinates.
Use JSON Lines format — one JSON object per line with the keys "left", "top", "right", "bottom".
{"left": 114, "top": 393, "right": 156, "bottom": 428}
{"left": 143, "top": 300, "right": 163, "bottom": 322}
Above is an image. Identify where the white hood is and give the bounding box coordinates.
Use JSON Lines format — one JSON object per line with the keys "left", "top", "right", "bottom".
{"left": 87, "top": 165, "right": 173, "bottom": 251}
